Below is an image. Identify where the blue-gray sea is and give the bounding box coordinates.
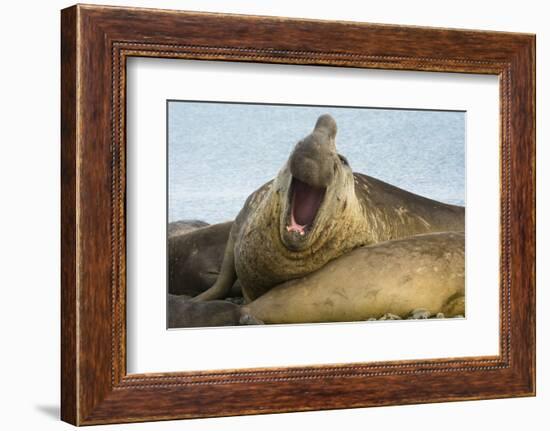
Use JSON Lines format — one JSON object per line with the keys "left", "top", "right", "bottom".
{"left": 168, "top": 102, "right": 465, "bottom": 224}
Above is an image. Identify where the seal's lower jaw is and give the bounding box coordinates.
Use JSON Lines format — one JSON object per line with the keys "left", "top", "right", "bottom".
{"left": 282, "top": 177, "right": 326, "bottom": 250}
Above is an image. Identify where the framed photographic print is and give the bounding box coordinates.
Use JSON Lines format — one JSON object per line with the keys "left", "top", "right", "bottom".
{"left": 61, "top": 4, "right": 535, "bottom": 425}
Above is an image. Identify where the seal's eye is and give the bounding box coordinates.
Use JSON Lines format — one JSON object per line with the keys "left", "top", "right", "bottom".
{"left": 338, "top": 154, "right": 349, "bottom": 166}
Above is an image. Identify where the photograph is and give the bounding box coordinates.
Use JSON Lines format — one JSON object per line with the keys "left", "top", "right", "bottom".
{"left": 167, "top": 101, "right": 466, "bottom": 328}
{"left": 54, "top": 2, "right": 536, "bottom": 426}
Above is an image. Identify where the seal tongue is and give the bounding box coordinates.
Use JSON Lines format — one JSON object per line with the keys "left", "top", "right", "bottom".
{"left": 289, "top": 177, "right": 325, "bottom": 231}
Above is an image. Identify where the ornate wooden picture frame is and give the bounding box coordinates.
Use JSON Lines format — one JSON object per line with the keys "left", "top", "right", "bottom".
{"left": 61, "top": 4, "right": 535, "bottom": 425}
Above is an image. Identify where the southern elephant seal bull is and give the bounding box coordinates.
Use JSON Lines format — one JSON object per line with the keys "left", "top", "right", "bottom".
{"left": 240, "top": 232, "right": 465, "bottom": 324}
{"left": 193, "top": 114, "right": 464, "bottom": 303}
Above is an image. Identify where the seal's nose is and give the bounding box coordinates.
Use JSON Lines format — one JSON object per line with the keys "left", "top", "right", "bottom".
{"left": 289, "top": 114, "right": 338, "bottom": 187}
{"left": 314, "top": 114, "right": 337, "bottom": 139}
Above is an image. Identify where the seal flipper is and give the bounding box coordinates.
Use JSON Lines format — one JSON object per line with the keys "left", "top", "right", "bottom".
{"left": 239, "top": 306, "right": 265, "bottom": 325}
{"left": 191, "top": 233, "right": 237, "bottom": 302}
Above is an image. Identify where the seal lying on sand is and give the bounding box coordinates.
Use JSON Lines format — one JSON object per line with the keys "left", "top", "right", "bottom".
{"left": 240, "top": 232, "right": 465, "bottom": 324}
{"left": 168, "top": 232, "right": 464, "bottom": 327}
{"left": 193, "top": 114, "right": 464, "bottom": 302}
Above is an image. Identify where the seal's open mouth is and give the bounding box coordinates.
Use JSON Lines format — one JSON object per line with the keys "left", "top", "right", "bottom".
{"left": 286, "top": 177, "right": 326, "bottom": 235}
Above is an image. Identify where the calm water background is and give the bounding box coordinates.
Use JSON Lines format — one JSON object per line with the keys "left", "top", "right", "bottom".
{"left": 168, "top": 102, "right": 465, "bottom": 224}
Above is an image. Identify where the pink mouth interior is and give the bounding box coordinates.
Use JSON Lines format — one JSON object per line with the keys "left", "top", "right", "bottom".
{"left": 286, "top": 177, "right": 325, "bottom": 235}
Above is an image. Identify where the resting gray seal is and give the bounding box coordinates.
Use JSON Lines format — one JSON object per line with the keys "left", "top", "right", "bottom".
{"left": 240, "top": 232, "right": 465, "bottom": 324}
{"left": 193, "top": 114, "right": 464, "bottom": 302}
{"left": 168, "top": 219, "right": 209, "bottom": 237}
{"left": 168, "top": 221, "right": 242, "bottom": 297}
{"left": 168, "top": 294, "right": 241, "bottom": 328}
